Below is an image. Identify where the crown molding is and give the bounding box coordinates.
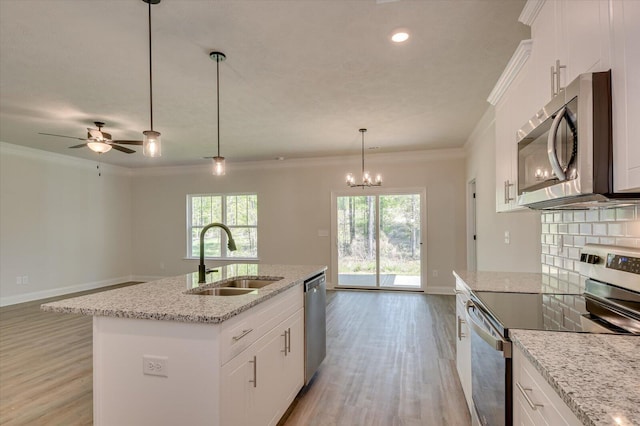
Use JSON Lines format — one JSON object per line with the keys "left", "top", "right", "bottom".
{"left": 519, "top": 0, "right": 546, "bottom": 26}
{"left": 0, "top": 141, "right": 132, "bottom": 176}
{"left": 130, "top": 148, "right": 466, "bottom": 177}
{"left": 486, "top": 39, "right": 532, "bottom": 106}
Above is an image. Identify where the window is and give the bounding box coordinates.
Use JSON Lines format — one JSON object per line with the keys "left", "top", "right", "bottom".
{"left": 187, "top": 193, "right": 258, "bottom": 259}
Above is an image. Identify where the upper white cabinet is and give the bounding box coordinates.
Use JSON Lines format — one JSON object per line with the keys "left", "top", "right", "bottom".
{"left": 610, "top": 0, "right": 640, "bottom": 192}
{"left": 526, "top": 0, "right": 611, "bottom": 109}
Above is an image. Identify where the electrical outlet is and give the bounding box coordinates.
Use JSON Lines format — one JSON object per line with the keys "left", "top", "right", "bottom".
{"left": 16, "top": 276, "right": 22, "bottom": 285}
{"left": 143, "top": 355, "right": 168, "bottom": 377}
{"left": 432, "top": 270, "right": 438, "bottom": 277}
{"left": 22, "top": 276, "right": 28, "bottom": 285}
{"left": 504, "top": 231, "right": 510, "bottom": 244}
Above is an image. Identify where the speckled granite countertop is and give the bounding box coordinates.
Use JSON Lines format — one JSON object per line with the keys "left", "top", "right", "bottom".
{"left": 453, "top": 270, "right": 578, "bottom": 293}
{"left": 511, "top": 330, "right": 640, "bottom": 426}
{"left": 41, "top": 264, "right": 326, "bottom": 324}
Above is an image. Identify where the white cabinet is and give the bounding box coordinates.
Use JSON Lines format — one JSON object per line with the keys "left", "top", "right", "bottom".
{"left": 221, "top": 309, "right": 304, "bottom": 426}
{"left": 513, "top": 345, "right": 581, "bottom": 426}
{"left": 527, "top": 0, "right": 611, "bottom": 108}
{"left": 495, "top": 55, "right": 533, "bottom": 212}
{"left": 611, "top": 0, "right": 640, "bottom": 192}
{"left": 455, "top": 279, "right": 472, "bottom": 412}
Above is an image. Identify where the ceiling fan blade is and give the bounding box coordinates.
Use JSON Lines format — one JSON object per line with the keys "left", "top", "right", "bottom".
{"left": 110, "top": 144, "right": 136, "bottom": 154}
{"left": 111, "top": 140, "right": 143, "bottom": 145}
{"left": 69, "top": 143, "right": 88, "bottom": 149}
{"left": 39, "top": 132, "right": 86, "bottom": 141}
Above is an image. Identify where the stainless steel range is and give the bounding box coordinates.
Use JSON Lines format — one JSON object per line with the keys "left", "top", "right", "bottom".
{"left": 466, "top": 244, "right": 640, "bottom": 426}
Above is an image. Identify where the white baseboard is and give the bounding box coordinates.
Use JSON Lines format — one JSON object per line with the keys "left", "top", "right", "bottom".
{"left": 0, "top": 275, "right": 134, "bottom": 307}
{"left": 424, "top": 286, "right": 455, "bottom": 295}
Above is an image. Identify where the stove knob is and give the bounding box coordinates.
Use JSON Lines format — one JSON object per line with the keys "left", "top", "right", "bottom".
{"left": 586, "top": 254, "right": 600, "bottom": 264}
{"left": 580, "top": 253, "right": 588, "bottom": 262}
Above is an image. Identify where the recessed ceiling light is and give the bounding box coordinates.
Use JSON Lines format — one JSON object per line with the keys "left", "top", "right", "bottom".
{"left": 391, "top": 31, "right": 410, "bottom": 43}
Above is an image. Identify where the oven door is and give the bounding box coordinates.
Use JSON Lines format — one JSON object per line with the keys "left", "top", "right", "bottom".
{"left": 466, "top": 300, "right": 512, "bottom": 426}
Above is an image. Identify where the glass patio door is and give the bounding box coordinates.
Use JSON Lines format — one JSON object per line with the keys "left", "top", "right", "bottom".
{"left": 336, "top": 192, "right": 422, "bottom": 290}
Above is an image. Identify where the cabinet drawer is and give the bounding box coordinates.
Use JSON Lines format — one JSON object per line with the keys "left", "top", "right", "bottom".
{"left": 221, "top": 316, "right": 258, "bottom": 364}
{"left": 255, "top": 285, "right": 303, "bottom": 339}
{"left": 513, "top": 348, "right": 581, "bottom": 426}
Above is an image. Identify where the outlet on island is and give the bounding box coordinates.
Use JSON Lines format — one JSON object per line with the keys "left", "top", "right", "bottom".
{"left": 143, "top": 355, "right": 168, "bottom": 377}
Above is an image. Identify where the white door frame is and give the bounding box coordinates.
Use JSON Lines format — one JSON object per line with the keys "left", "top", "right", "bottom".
{"left": 330, "top": 187, "right": 427, "bottom": 291}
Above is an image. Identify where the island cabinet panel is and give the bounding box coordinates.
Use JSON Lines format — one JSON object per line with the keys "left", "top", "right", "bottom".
{"left": 512, "top": 346, "right": 581, "bottom": 426}
{"left": 454, "top": 279, "right": 472, "bottom": 413}
{"left": 92, "top": 284, "right": 304, "bottom": 426}
{"left": 221, "top": 309, "right": 304, "bottom": 426}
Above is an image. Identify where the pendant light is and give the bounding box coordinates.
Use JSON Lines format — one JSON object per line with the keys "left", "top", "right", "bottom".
{"left": 142, "top": 0, "right": 161, "bottom": 157}
{"left": 346, "top": 129, "right": 382, "bottom": 187}
{"left": 209, "top": 51, "right": 226, "bottom": 176}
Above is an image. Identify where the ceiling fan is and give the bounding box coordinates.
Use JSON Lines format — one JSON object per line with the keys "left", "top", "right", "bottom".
{"left": 38, "top": 122, "right": 143, "bottom": 154}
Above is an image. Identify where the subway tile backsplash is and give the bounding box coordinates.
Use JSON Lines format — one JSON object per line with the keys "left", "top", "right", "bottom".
{"left": 541, "top": 205, "right": 640, "bottom": 293}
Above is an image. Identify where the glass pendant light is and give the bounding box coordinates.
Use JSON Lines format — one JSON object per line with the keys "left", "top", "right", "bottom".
{"left": 142, "top": 0, "right": 161, "bottom": 157}
{"left": 346, "top": 128, "right": 382, "bottom": 188}
{"left": 210, "top": 51, "right": 226, "bottom": 176}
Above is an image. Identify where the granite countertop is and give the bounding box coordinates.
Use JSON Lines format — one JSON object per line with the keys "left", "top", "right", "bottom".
{"left": 453, "top": 270, "right": 579, "bottom": 293}
{"left": 511, "top": 330, "right": 640, "bottom": 426}
{"left": 41, "top": 264, "right": 326, "bottom": 324}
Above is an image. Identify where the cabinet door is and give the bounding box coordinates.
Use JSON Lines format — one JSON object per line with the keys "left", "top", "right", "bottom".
{"left": 495, "top": 99, "right": 517, "bottom": 213}
{"left": 562, "top": 0, "right": 611, "bottom": 82}
{"left": 220, "top": 349, "right": 255, "bottom": 426}
{"left": 253, "top": 322, "right": 289, "bottom": 426}
{"left": 455, "top": 292, "right": 472, "bottom": 412}
{"left": 611, "top": 0, "right": 640, "bottom": 192}
{"left": 281, "top": 309, "right": 304, "bottom": 404}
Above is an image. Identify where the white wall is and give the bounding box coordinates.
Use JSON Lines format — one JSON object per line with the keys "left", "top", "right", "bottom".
{"left": 130, "top": 151, "right": 467, "bottom": 293}
{"left": 464, "top": 108, "right": 542, "bottom": 272}
{"left": 0, "top": 143, "right": 133, "bottom": 306}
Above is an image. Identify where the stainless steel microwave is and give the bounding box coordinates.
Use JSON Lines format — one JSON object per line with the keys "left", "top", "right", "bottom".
{"left": 516, "top": 70, "right": 640, "bottom": 209}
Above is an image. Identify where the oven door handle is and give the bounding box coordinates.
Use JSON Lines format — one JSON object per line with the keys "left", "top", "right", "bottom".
{"left": 465, "top": 300, "right": 512, "bottom": 358}
{"left": 547, "top": 106, "right": 567, "bottom": 181}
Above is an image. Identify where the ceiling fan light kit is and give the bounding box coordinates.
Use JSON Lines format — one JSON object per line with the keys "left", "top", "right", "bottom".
{"left": 346, "top": 128, "right": 382, "bottom": 188}
{"left": 142, "top": 0, "right": 161, "bottom": 158}
{"left": 210, "top": 51, "right": 227, "bottom": 176}
{"left": 87, "top": 141, "right": 113, "bottom": 154}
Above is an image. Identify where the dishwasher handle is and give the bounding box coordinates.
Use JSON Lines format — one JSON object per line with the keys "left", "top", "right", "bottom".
{"left": 304, "top": 273, "right": 326, "bottom": 292}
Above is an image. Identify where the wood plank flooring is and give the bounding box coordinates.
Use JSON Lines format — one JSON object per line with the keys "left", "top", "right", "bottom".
{"left": 279, "top": 290, "right": 471, "bottom": 426}
{"left": 0, "top": 286, "right": 470, "bottom": 426}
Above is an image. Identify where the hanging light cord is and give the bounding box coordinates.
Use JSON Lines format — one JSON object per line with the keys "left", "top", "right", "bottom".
{"left": 216, "top": 56, "right": 221, "bottom": 157}
{"left": 148, "top": 2, "right": 154, "bottom": 131}
{"left": 361, "top": 130, "right": 365, "bottom": 176}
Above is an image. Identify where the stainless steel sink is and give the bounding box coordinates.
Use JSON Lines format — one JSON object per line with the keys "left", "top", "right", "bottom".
{"left": 193, "top": 287, "right": 258, "bottom": 296}
{"left": 223, "top": 279, "right": 280, "bottom": 289}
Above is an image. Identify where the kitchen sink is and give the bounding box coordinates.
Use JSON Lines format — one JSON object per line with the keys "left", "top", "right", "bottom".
{"left": 192, "top": 287, "right": 258, "bottom": 296}
{"left": 223, "top": 279, "right": 280, "bottom": 289}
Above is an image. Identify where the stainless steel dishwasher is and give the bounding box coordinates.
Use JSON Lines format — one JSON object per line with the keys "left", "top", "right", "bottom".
{"left": 304, "top": 272, "right": 326, "bottom": 385}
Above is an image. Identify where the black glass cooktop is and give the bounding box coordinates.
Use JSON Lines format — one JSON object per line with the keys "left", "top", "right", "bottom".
{"left": 470, "top": 291, "right": 613, "bottom": 337}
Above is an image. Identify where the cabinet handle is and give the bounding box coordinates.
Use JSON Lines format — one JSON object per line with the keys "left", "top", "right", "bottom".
{"left": 504, "top": 180, "right": 514, "bottom": 204}
{"left": 551, "top": 60, "right": 567, "bottom": 97}
{"left": 232, "top": 328, "right": 253, "bottom": 342}
{"left": 516, "top": 381, "right": 543, "bottom": 411}
{"left": 550, "top": 65, "right": 555, "bottom": 97}
{"left": 281, "top": 330, "right": 288, "bottom": 356}
{"left": 457, "top": 316, "right": 467, "bottom": 340}
{"left": 249, "top": 356, "right": 257, "bottom": 388}
{"left": 287, "top": 327, "right": 291, "bottom": 354}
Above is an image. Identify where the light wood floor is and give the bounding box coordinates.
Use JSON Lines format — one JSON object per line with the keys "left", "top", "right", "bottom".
{"left": 0, "top": 286, "right": 470, "bottom": 426}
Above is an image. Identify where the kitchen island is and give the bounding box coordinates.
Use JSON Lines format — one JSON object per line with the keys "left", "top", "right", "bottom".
{"left": 42, "top": 264, "right": 326, "bottom": 426}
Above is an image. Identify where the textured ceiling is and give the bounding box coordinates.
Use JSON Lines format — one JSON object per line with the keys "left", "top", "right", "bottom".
{"left": 0, "top": 0, "right": 529, "bottom": 168}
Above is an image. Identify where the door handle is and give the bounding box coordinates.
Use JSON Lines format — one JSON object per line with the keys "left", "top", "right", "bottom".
{"left": 465, "top": 300, "right": 511, "bottom": 358}
{"left": 547, "top": 106, "right": 567, "bottom": 181}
